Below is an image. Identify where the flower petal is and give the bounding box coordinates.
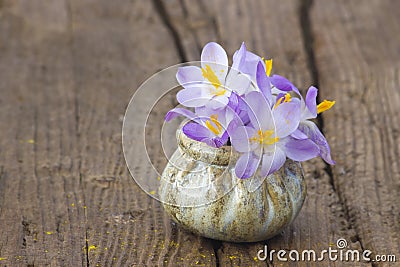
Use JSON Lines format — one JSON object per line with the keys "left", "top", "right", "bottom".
{"left": 230, "top": 126, "right": 258, "bottom": 153}
{"left": 204, "top": 132, "right": 229, "bottom": 148}
{"left": 291, "top": 129, "right": 309, "bottom": 140}
{"left": 165, "top": 107, "right": 202, "bottom": 124}
{"left": 176, "top": 66, "right": 204, "bottom": 87}
{"left": 270, "top": 74, "right": 300, "bottom": 94}
{"left": 225, "top": 72, "right": 251, "bottom": 95}
{"left": 205, "top": 95, "right": 229, "bottom": 110}
{"left": 256, "top": 61, "right": 272, "bottom": 105}
{"left": 182, "top": 122, "right": 213, "bottom": 142}
{"left": 201, "top": 42, "right": 228, "bottom": 82}
{"left": 260, "top": 146, "right": 286, "bottom": 177}
{"left": 284, "top": 137, "right": 320, "bottom": 162}
{"left": 235, "top": 152, "right": 260, "bottom": 179}
{"left": 299, "top": 121, "right": 335, "bottom": 164}
{"left": 176, "top": 87, "right": 209, "bottom": 107}
{"left": 232, "top": 42, "right": 246, "bottom": 71}
{"left": 304, "top": 86, "right": 318, "bottom": 119}
{"left": 231, "top": 42, "right": 261, "bottom": 81}
{"left": 245, "top": 91, "right": 274, "bottom": 130}
{"left": 272, "top": 99, "right": 301, "bottom": 138}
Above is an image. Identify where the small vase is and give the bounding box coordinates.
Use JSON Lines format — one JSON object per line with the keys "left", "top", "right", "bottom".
{"left": 159, "top": 123, "right": 307, "bottom": 242}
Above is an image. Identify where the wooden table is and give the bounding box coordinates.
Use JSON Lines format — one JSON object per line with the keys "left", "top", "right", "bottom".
{"left": 1, "top": 0, "right": 399, "bottom": 266}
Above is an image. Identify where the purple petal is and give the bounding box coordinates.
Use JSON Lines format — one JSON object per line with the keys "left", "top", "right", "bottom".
{"left": 176, "top": 87, "right": 209, "bottom": 107}
{"left": 272, "top": 99, "right": 301, "bottom": 138}
{"left": 182, "top": 122, "right": 213, "bottom": 142}
{"left": 284, "top": 137, "right": 320, "bottom": 162}
{"left": 245, "top": 91, "right": 274, "bottom": 130}
{"left": 270, "top": 74, "right": 300, "bottom": 94}
{"left": 165, "top": 108, "right": 202, "bottom": 124}
{"left": 291, "top": 129, "right": 309, "bottom": 140}
{"left": 299, "top": 121, "right": 335, "bottom": 164}
{"left": 176, "top": 66, "right": 203, "bottom": 87}
{"left": 231, "top": 42, "right": 261, "bottom": 80}
{"left": 305, "top": 86, "right": 318, "bottom": 118}
{"left": 260, "top": 147, "right": 286, "bottom": 176}
{"left": 205, "top": 95, "right": 229, "bottom": 110}
{"left": 256, "top": 61, "right": 272, "bottom": 105}
{"left": 230, "top": 126, "right": 258, "bottom": 153}
{"left": 235, "top": 152, "right": 260, "bottom": 179}
{"left": 204, "top": 132, "right": 229, "bottom": 148}
{"left": 232, "top": 42, "right": 246, "bottom": 71}
{"left": 225, "top": 72, "right": 251, "bottom": 95}
{"left": 201, "top": 42, "right": 228, "bottom": 82}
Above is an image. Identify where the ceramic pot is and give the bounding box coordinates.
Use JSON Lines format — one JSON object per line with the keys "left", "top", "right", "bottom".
{"left": 159, "top": 124, "right": 306, "bottom": 242}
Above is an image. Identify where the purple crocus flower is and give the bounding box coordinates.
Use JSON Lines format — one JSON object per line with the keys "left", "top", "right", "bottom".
{"left": 176, "top": 42, "right": 252, "bottom": 110}
{"left": 230, "top": 91, "right": 319, "bottom": 179}
{"left": 297, "top": 86, "right": 336, "bottom": 164}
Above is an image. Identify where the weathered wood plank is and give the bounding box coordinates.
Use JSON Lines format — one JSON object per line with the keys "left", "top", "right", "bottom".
{"left": 0, "top": 0, "right": 86, "bottom": 265}
{"left": 67, "top": 0, "right": 218, "bottom": 266}
{"left": 162, "top": 0, "right": 366, "bottom": 266}
{"left": 311, "top": 0, "right": 400, "bottom": 261}
{"left": 0, "top": 0, "right": 217, "bottom": 266}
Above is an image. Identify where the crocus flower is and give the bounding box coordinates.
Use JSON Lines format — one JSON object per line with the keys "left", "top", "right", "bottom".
{"left": 176, "top": 42, "right": 251, "bottom": 110}
{"left": 230, "top": 91, "right": 319, "bottom": 178}
{"left": 297, "top": 86, "right": 336, "bottom": 164}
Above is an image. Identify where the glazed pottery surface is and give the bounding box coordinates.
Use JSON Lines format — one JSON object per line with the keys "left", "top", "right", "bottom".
{"left": 159, "top": 125, "right": 307, "bottom": 242}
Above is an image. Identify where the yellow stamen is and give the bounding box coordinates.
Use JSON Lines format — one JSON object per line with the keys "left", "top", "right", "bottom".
{"left": 317, "top": 100, "right": 335, "bottom": 114}
{"left": 201, "top": 64, "right": 227, "bottom": 96}
{"left": 201, "top": 64, "right": 221, "bottom": 89}
{"left": 205, "top": 114, "right": 223, "bottom": 135}
{"left": 273, "top": 93, "right": 292, "bottom": 109}
{"left": 283, "top": 93, "right": 291, "bottom": 103}
{"left": 264, "top": 59, "right": 273, "bottom": 76}
{"left": 213, "top": 87, "right": 227, "bottom": 96}
{"left": 249, "top": 130, "right": 279, "bottom": 145}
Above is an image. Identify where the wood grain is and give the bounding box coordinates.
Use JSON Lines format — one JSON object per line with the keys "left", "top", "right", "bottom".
{"left": 0, "top": 0, "right": 398, "bottom": 266}
{"left": 311, "top": 0, "right": 400, "bottom": 261}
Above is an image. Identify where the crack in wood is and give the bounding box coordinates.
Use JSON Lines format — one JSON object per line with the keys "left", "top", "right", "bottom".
{"left": 299, "top": 0, "right": 369, "bottom": 259}
{"left": 152, "top": 0, "right": 188, "bottom": 62}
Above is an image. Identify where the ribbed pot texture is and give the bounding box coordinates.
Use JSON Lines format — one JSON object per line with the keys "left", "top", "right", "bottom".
{"left": 159, "top": 125, "right": 307, "bottom": 242}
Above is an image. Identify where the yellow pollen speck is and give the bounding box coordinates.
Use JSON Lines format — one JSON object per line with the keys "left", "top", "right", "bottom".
{"left": 317, "top": 100, "right": 335, "bottom": 114}
{"left": 253, "top": 256, "right": 258, "bottom": 262}
{"left": 88, "top": 245, "right": 96, "bottom": 253}
{"left": 45, "top": 231, "right": 53, "bottom": 235}
{"left": 0, "top": 258, "right": 7, "bottom": 261}
{"left": 249, "top": 130, "right": 279, "bottom": 145}
{"left": 83, "top": 205, "right": 87, "bottom": 209}
{"left": 27, "top": 139, "right": 35, "bottom": 144}
{"left": 71, "top": 203, "right": 75, "bottom": 207}
{"left": 149, "top": 190, "right": 156, "bottom": 195}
